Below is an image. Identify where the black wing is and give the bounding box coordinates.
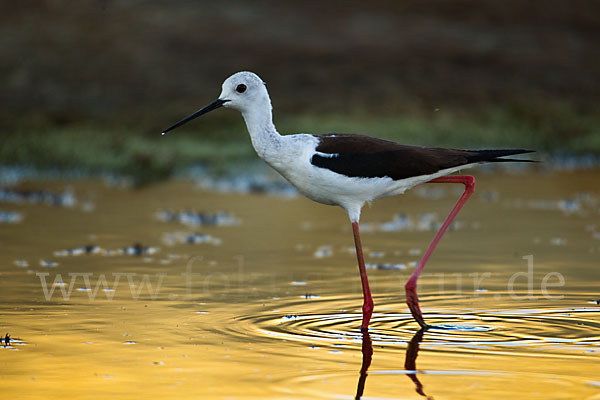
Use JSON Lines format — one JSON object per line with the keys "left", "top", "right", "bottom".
{"left": 311, "top": 133, "right": 535, "bottom": 180}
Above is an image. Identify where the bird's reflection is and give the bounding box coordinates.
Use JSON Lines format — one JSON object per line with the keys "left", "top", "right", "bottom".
{"left": 355, "top": 330, "right": 373, "bottom": 399}
{"left": 404, "top": 328, "right": 434, "bottom": 399}
{"left": 355, "top": 327, "right": 433, "bottom": 400}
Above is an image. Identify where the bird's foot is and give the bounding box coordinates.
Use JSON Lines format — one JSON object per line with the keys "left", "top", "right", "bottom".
{"left": 405, "top": 281, "right": 429, "bottom": 329}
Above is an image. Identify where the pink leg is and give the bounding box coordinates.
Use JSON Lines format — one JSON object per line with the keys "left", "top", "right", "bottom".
{"left": 405, "top": 175, "right": 475, "bottom": 328}
{"left": 352, "top": 221, "right": 374, "bottom": 331}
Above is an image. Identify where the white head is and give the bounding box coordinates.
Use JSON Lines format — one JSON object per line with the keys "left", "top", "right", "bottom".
{"left": 161, "top": 71, "right": 270, "bottom": 135}
{"left": 219, "top": 71, "right": 270, "bottom": 113}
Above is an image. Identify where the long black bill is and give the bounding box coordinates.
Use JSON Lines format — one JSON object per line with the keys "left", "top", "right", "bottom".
{"left": 161, "top": 98, "right": 228, "bottom": 135}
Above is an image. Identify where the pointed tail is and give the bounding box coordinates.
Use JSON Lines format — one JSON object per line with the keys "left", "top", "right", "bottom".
{"left": 466, "top": 149, "right": 537, "bottom": 163}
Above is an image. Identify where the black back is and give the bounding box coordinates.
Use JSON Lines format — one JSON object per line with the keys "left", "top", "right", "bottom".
{"left": 311, "top": 134, "right": 534, "bottom": 180}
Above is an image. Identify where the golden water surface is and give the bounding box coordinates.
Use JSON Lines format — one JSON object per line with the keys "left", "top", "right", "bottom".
{"left": 1, "top": 169, "right": 599, "bottom": 399}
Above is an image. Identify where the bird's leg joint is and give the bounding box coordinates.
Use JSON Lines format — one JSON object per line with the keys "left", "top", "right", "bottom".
{"left": 428, "top": 175, "right": 476, "bottom": 193}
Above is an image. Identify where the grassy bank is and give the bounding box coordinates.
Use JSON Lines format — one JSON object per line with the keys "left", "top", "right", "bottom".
{"left": 2, "top": 105, "right": 599, "bottom": 185}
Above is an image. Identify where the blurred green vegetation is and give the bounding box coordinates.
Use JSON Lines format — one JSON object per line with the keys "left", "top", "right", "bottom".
{"left": 2, "top": 99, "right": 598, "bottom": 184}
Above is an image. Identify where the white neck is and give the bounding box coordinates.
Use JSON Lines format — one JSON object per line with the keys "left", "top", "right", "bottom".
{"left": 241, "top": 100, "right": 282, "bottom": 162}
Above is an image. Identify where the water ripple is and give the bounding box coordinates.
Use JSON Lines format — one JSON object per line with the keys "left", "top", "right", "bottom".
{"left": 222, "top": 295, "right": 600, "bottom": 358}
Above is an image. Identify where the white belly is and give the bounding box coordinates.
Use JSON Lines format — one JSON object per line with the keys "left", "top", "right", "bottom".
{"left": 282, "top": 162, "right": 470, "bottom": 207}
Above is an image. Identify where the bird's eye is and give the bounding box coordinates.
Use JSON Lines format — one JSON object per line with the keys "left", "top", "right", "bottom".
{"left": 236, "top": 84, "right": 247, "bottom": 93}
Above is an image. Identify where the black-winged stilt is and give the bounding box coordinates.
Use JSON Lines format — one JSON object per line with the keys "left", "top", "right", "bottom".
{"left": 162, "top": 71, "right": 534, "bottom": 331}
